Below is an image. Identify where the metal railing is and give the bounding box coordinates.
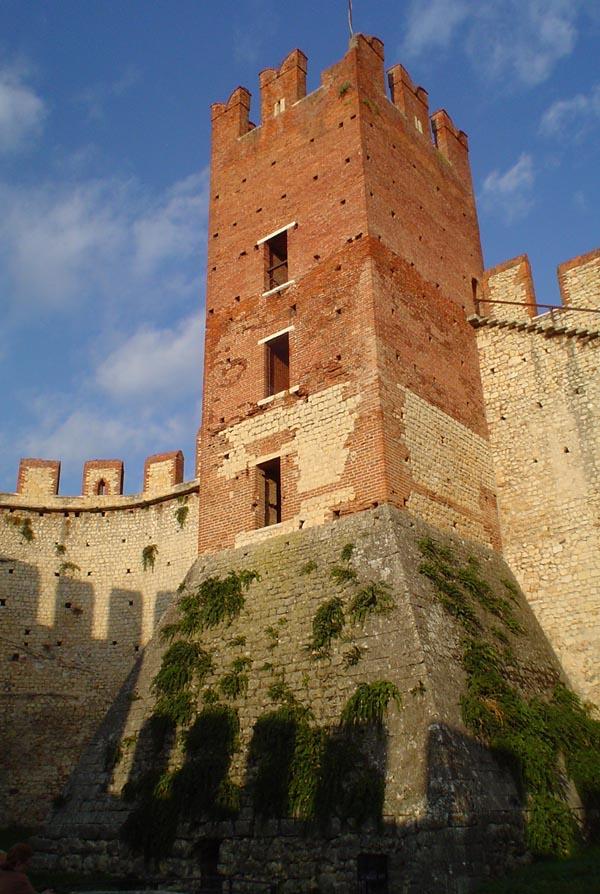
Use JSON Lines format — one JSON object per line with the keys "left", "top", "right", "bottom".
{"left": 474, "top": 297, "right": 600, "bottom": 318}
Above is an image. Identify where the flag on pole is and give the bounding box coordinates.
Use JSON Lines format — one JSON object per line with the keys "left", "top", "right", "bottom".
{"left": 348, "top": 0, "right": 354, "bottom": 36}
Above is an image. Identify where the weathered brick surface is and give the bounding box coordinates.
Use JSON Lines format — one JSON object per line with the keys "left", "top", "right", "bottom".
{"left": 473, "top": 251, "right": 600, "bottom": 702}
{"left": 35, "top": 507, "right": 561, "bottom": 893}
{"left": 198, "top": 33, "right": 499, "bottom": 553}
{"left": 0, "top": 479, "right": 199, "bottom": 825}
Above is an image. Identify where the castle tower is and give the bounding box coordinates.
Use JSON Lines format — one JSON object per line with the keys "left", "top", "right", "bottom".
{"left": 197, "top": 34, "right": 500, "bottom": 553}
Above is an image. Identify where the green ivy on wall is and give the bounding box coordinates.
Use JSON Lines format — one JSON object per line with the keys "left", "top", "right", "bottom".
{"left": 418, "top": 537, "right": 600, "bottom": 857}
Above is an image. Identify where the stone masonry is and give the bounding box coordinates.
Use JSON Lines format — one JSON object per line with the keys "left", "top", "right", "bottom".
{"left": 473, "top": 248, "right": 600, "bottom": 703}
{"left": 35, "top": 506, "right": 561, "bottom": 893}
{"left": 0, "top": 454, "right": 199, "bottom": 825}
{"left": 0, "top": 28, "right": 598, "bottom": 894}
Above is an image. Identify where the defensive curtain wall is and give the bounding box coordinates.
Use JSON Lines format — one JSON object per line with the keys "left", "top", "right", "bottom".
{"left": 472, "top": 247, "right": 600, "bottom": 705}
{"left": 0, "top": 452, "right": 199, "bottom": 824}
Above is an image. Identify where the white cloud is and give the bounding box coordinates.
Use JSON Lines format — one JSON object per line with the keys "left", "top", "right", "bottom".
{"left": 96, "top": 314, "right": 203, "bottom": 400}
{"left": 402, "top": 0, "right": 582, "bottom": 87}
{"left": 133, "top": 171, "right": 208, "bottom": 275}
{"left": 0, "top": 167, "right": 208, "bottom": 314}
{"left": 0, "top": 179, "right": 127, "bottom": 309}
{"left": 402, "top": 0, "right": 469, "bottom": 57}
{"left": 75, "top": 65, "right": 141, "bottom": 121}
{"left": 21, "top": 405, "right": 190, "bottom": 472}
{"left": 540, "top": 84, "right": 600, "bottom": 137}
{"left": 481, "top": 153, "right": 535, "bottom": 222}
{"left": 0, "top": 63, "right": 46, "bottom": 153}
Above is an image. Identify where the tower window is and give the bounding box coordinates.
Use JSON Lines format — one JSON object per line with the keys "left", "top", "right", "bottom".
{"left": 96, "top": 479, "right": 106, "bottom": 495}
{"left": 257, "top": 458, "right": 281, "bottom": 527}
{"left": 265, "top": 332, "right": 290, "bottom": 396}
{"left": 357, "top": 854, "right": 389, "bottom": 894}
{"left": 265, "top": 231, "right": 288, "bottom": 291}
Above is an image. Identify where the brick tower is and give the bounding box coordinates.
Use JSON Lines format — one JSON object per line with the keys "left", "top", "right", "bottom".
{"left": 197, "top": 34, "right": 500, "bottom": 554}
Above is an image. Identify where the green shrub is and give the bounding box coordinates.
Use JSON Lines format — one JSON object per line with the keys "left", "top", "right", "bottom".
{"left": 341, "top": 681, "right": 401, "bottom": 727}
{"left": 330, "top": 565, "right": 357, "bottom": 584}
{"left": 152, "top": 641, "right": 213, "bottom": 697}
{"left": 218, "top": 670, "right": 248, "bottom": 700}
{"left": 142, "top": 544, "right": 158, "bottom": 571}
{"left": 309, "top": 597, "right": 345, "bottom": 655}
{"left": 175, "top": 504, "right": 189, "bottom": 529}
{"left": 342, "top": 644, "right": 364, "bottom": 668}
{"left": 348, "top": 582, "right": 394, "bottom": 625}
{"left": 174, "top": 569, "right": 259, "bottom": 635}
{"left": 250, "top": 705, "right": 312, "bottom": 819}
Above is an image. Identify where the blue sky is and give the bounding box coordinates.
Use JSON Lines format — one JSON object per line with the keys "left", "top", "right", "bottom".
{"left": 1, "top": 0, "right": 598, "bottom": 494}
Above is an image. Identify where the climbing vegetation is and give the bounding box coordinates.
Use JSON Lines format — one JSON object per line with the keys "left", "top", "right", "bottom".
{"left": 418, "top": 537, "right": 600, "bottom": 857}
{"left": 348, "top": 582, "right": 394, "bottom": 625}
{"left": 309, "top": 597, "right": 345, "bottom": 655}
{"left": 120, "top": 550, "right": 403, "bottom": 860}
{"left": 174, "top": 503, "right": 189, "bottom": 529}
{"left": 5, "top": 515, "right": 34, "bottom": 542}
{"left": 218, "top": 656, "right": 252, "bottom": 701}
{"left": 249, "top": 680, "right": 398, "bottom": 826}
{"left": 340, "top": 681, "right": 401, "bottom": 727}
{"left": 58, "top": 561, "right": 81, "bottom": 576}
{"left": 168, "top": 570, "right": 259, "bottom": 638}
{"left": 142, "top": 544, "right": 158, "bottom": 571}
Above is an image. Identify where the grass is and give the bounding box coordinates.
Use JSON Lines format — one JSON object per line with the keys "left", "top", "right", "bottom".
{"left": 477, "top": 848, "right": 600, "bottom": 893}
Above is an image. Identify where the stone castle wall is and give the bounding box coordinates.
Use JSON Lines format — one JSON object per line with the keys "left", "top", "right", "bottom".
{"left": 35, "top": 506, "right": 564, "bottom": 893}
{"left": 0, "top": 468, "right": 199, "bottom": 825}
{"left": 473, "top": 248, "right": 600, "bottom": 703}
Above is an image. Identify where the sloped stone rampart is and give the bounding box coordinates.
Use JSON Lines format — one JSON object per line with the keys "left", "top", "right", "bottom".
{"left": 34, "top": 506, "right": 563, "bottom": 892}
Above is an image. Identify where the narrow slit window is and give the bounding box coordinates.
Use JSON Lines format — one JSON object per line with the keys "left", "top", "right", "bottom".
{"left": 96, "top": 479, "right": 106, "bottom": 495}
{"left": 257, "top": 458, "right": 281, "bottom": 527}
{"left": 265, "top": 231, "right": 288, "bottom": 291}
{"left": 265, "top": 332, "right": 290, "bottom": 396}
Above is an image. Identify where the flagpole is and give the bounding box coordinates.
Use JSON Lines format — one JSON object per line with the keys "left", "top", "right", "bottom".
{"left": 348, "top": 0, "right": 354, "bottom": 36}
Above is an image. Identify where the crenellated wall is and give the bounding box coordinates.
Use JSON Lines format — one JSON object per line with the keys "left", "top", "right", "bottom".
{"left": 0, "top": 453, "right": 199, "bottom": 825}
{"left": 472, "top": 247, "right": 600, "bottom": 702}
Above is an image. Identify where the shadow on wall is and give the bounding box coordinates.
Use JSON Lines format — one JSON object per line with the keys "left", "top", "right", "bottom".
{"left": 38, "top": 675, "right": 528, "bottom": 894}
{"left": 0, "top": 555, "right": 174, "bottom": 826}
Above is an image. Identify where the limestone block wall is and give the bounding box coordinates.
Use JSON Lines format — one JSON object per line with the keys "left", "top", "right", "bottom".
{"left": 473, "top": 247, "right": 600, "bottom": 702}
{"left": 0, "top": 476, "right": 199, "bottom": 825}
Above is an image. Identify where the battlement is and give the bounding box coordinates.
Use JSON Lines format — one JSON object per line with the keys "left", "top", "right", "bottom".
{"left": 13, "top": 450, "right": 187, "bottom": 501}
{"left": 209, "top": 33, "right": 470, "bottom": 184}
{"left": 480, "top": 247, "right": 600, "bottom": 325}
